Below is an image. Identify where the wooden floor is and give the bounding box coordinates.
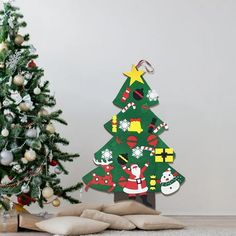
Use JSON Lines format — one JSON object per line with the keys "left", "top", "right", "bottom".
{"left": 1, "top": 216, "right": 236, "bottom": 235}
{"left": 172, "top": 215, "right": 236, "bottom": 228}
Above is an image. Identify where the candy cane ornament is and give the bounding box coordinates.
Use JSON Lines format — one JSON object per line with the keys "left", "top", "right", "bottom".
{"left": 140, "top": 146, "right": 155, "bottom": 156}
{"left": 122, "top": 102, "right": 136, "bottom": 113}
{"left": 153, "top": 122, "right": 168, "bottom": 133}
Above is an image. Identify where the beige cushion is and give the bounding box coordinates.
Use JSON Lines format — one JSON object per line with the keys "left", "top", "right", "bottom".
{"left": 57, "top": 202, "right": 103, "bottom": 216}
{"left": 124, "top": 215, "right": 185, "bottom": 230}
{"left": 102, "top": 200, "right": 160, "bottom": 216}
{"left": 81, "top": 209, "right": 136, "bottom": 230}
{"left": 36, "top": 216, "right": 109, "bottom": 235}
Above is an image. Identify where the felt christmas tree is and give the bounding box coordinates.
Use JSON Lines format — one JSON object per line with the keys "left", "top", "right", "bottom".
{"left": 83, "top": 60, "right": 185, "bottom": 207}
{"left": 0, "top": 2, "right": 82, "bottom": 210}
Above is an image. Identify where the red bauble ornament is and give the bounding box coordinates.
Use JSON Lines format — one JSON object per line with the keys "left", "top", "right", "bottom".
{"left": 126, "top": 136, "right": 138, "bottom": 148}
{"left": 17, "top": 193, "right": 32, "bottom": 206}
{"left": 147, "top": 134, "right": 158, "bottom": 147}
{"left": 28, "top": 60, "right": 37, "bottom": 68}
{"left": 50, "top": 159, "right": 58, "bottom": 166}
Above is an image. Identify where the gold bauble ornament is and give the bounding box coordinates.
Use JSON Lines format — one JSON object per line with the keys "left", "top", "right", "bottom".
{"left": 24, "top": 149, "right": 36, "bottom": 161}
{"left": 52, "top": 198, "right": 60, "bottom": 207}
{"left": 0, "top": 42, "right": 8, "bottom": 52}
{"left": 13, "top": 203, "right": 29, "bottom": 213}
{"left": 46, "top": 123, "right": 55, "bottom": 134}
{"left": 38, "top": 109, "right": 49, "bottom": 116}
{"left": 42, "top": 187, "right": 54, "bottom": 199}
{"left": 14, "top": 34, "right": 24, "bottom": 45}
{"left": 19, "top": 102, "right": 30, "bottom": 112}
{"left": 13, "top": 74, "right": 24, "bottom": 86}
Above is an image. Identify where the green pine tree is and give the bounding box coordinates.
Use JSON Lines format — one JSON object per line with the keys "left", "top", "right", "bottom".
{"left": 83, "top": 61, "right": 185, "bottom": 207}
{"left": 0, "top": 2, "right": 82, "bottom": 210}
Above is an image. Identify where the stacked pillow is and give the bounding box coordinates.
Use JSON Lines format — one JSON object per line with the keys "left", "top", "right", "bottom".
{"left": 36, "top": 201, "right": 184, "bottom": 235}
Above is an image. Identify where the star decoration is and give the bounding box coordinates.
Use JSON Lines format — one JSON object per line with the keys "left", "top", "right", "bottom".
{"left": 123, "top": 65, "right": 145, "bottom": 85}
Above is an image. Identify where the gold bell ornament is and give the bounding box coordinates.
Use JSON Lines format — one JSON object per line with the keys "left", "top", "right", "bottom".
{"left": 128, "top": 118, "right": 143, "bottom": 134}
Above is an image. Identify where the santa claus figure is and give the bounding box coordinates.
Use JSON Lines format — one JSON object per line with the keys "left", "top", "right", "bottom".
{"left": 119, "top": 163, "right": 151, "bottom": 207}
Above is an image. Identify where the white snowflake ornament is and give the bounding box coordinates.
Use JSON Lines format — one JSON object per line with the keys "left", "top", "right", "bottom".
{"left": 132, "top": 147, "right": 143, "bottom": 159}
{"left": 147, "top": 90, "right": 159, "bottom": 101}
{"left": 101, "top": 149, "right": 112, "bottom": 161}
{"left": 8, "top": 16, "right": 14, "bottom": 28}
{"left": 6, "top": 51, "right": 21, "bottom": 72}
{"left": 119, "top": 119, "right": 130, "bottom": 132}
{"left": 20, "top": 115, "right": 28, "bottom": 123}
{"left": 29, "top": 44, "right": 36, "bottom": 54}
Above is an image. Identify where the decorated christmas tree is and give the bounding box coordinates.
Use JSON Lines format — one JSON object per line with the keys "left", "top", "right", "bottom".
{"left": 83, "top": 60, "right": 185, "bottom": 207}
{"left": 0, "top": 2, "right": 82, "bottom": 210}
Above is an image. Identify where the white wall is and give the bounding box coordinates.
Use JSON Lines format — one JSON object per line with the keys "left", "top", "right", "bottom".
{"left": 10, "top": 0, "right": 236, "bottom": 215}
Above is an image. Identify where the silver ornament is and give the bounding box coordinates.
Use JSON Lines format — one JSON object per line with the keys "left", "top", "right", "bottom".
{"left": 21, "top": 183, "right": 30, "bottom": 193}
{"left": 54, "top": 166, "right": 62, "bottom": 174}
{"left": 25, "top": 128, "right": 37, "bottom": 138}
{"left": 0, "top": 150, "right": 14, "bottom": 166}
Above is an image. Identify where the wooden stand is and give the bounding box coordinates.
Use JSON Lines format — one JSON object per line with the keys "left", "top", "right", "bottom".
{"left": 114, "top": 192, "right": 156, "bottom": 209}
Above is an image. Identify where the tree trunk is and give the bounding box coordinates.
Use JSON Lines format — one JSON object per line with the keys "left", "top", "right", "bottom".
{"left": 114, "top": 192, "right": 156, "bottom": 209}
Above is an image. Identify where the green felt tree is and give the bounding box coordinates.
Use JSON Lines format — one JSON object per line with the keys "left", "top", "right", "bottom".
{"left": 0, "top": 2, "right": 82, "bottom": 210}
{"left": 83, "top": 61, "right": 185, "bottom": 207}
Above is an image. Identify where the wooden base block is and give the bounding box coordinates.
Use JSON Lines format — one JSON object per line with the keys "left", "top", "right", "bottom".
{"left": 0, "top": 214, "right": 18, "bottom": 232}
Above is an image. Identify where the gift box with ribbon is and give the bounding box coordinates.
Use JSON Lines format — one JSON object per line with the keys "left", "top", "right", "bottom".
{"left": 155, "top": 148, "right": 174, "bottom": 163}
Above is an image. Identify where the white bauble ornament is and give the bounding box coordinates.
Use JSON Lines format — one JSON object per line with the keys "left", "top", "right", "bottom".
{"left": 21, "top": 157, "right": 28, "bottom": 164}
{"left": 1, "top": 128, "right": 9, "bottom": 137}
{"left": 0, "top": 62, "right": 4, "bottom": 68}
{"left": 14, "top": 34, "right": 24, "bottom": 45}
{"left": 19, "top": 102, "right": 30, "bottom": 112}
{"left": 42, "top": 187, "right": 54, "bottom": 199}
{"left": 38, "top": 109, "right": 49, "bottom": 116}
{"left": 0, "top": 42, "right": 8, "bottom": 52}
{"left": 24, "top": 149, "right": 36, "bottom": 161}
{"left": 33, "top": 87, "right": 41, "bottom": 95}
{"left": 52, "top": 198, "right": 60, "bottom": 207}
{"left": 0, "top": 150, "right": 14, "bottom": 166}
{"left": 21, "top": 183, "right": 30, "bottom": 193}
{"left": 25, "top": 128, "right": 37, "bottom": 138}
{"left": 13, "top": 74, "right": 24, "bottom": 86}
{"left": 46, "top": 124, "right": 55, "bottom": 134}
{"left": 54, "top": 166, "right": 62, "bottom": 174}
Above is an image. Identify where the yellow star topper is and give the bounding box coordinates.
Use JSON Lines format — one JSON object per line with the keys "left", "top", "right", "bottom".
{"left": 123, "top": 65, "right": 145, "bottom": 85}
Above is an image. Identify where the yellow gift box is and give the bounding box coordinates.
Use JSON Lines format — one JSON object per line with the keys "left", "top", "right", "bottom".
{"left": 155, "top": 148, "right": 174, "bottom": 163}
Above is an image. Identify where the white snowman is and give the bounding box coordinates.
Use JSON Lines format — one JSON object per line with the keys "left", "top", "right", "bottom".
{"left": 160, "top": 168, "right": 180, "bottom": 195}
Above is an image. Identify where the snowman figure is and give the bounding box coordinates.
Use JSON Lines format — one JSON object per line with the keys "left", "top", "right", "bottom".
{"left": 160, "top": 168, "right": 180, "bottom": 195}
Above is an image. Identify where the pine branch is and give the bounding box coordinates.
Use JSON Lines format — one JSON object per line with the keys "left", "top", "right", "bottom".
{"left": 63, "top": 182, "right": 83, "bottom": 193}
{"left": 60, "top": 194, "right": 80, "bottom": 204}
{"left": 0, "top": 199, "right": 10, "bottom": 211}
